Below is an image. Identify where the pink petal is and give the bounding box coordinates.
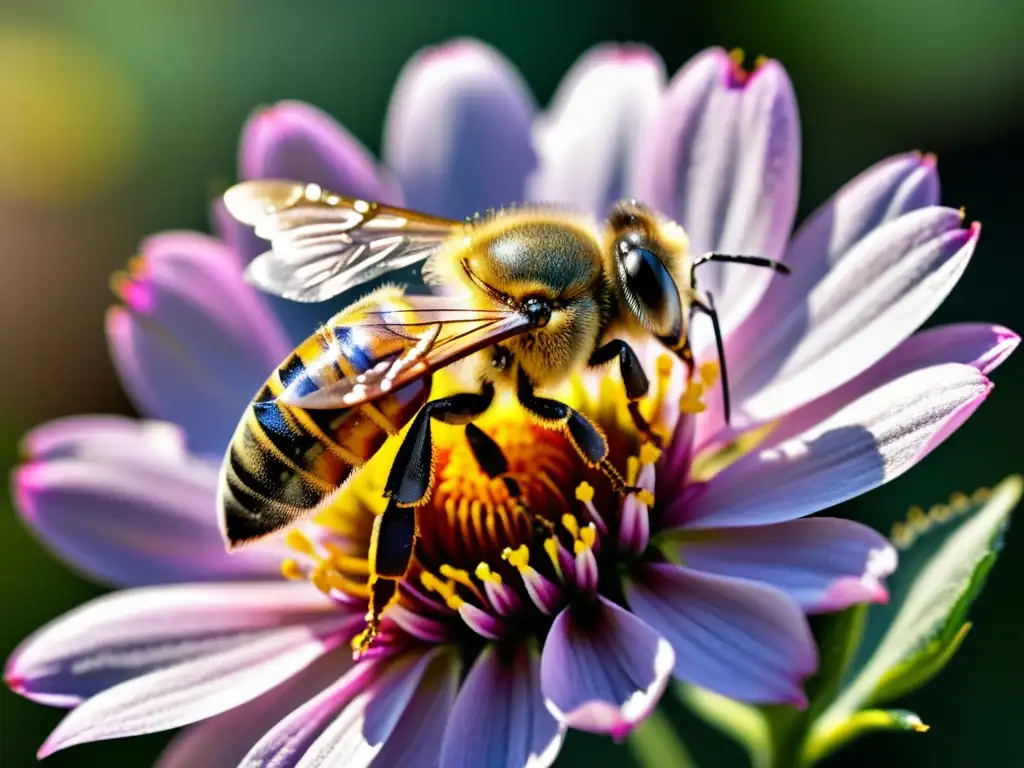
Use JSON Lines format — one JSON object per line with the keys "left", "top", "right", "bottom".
{"left": 708, "top": 209, "right": 978, "bottom": 432}
{"left": 107, "top": 232, "right": 291, "bottom": 455}
{"left": 290, "top": 647, "right": 459, "bottom": 768}
{"left": 13, "top": 418, "right": 285, "bottom": 587}
{"left": 634, "top": 48, "right": 800, "bottom": 333}
{"left": 240, "top": 100, "right": 398, "bottom": 206}
{"left": 382, "top": 38, "right": 536, "bottom": 218}
{"left": 765, "top": 322, "right": 1018, "bottom": 445}
{"left": 675, "top": 364, "right": 991, "bottom": 530}
{"left": 627, "top": 564, "right": 817, "bottom": 706}
{"left": 540, "top": 598, "right": 674, "bottom": 740}
{"left": 698, "top": 151, "right": 941, "bottom": 446}
{"left": 441, "top": 643, "right": 564, "bottom": 768}
{"left": 526, "top": 43, "right": 664, "bottom": 216}
{"left": 675, "top": 518, "right": 897, "bottom": 612}
{"left": 6, "top": 582, "right": 347, "bottom": 710}
{"left": 156, "top": 648, "right": 353, "bottom": 768}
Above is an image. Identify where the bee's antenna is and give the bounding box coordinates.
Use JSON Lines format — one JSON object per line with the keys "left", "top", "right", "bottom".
{"left": 690, "top": 252, "right": 790, "bottom": 286}
{"left": 692, "top": 291, "right": 730, "bottom": 424}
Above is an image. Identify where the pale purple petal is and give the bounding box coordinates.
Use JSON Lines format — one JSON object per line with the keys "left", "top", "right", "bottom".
{"left": 540, "top": 597, "right": 674, "bottom": 739}
{"left": 6, "top": 582, "right": 347, "bottom": 710}
{"left": 698, "top": 151, "right": 942, "bottom": 446}
{"left": 675, "top": 518, "right": 897, "bottom": 612}
{"left": 13, "top": 418, "right": 284, "bottom": 587}
{"left": 106, "top": 232, "right": 291, "bottom": 455}
{"left": 674, "top": 364, "right": 991, "bottom": 530}
{"left": 237, "top": 657, "right": 381, "bottom": 768}
{"left": 635, "top": 48, "right": 800, "bottom": 332}
{"left": 766, "top": 323, "right": 1018, "bottom": 445}
{"left": 383, "top": 38, "right": 536, "bottom": 219}
{"left": 526, "top": 44, "right": 664, "bottom": 216}
{"left": 292, "top": 647, "right": 459, "bottom": 768}
{"left": 626, "top": 564, "right": 817, "bottom": 705}
{"left": 240, "top": 100, "right": 398, "bottom": 207}
{"left": 156, "top": 648, "right": 353, "bottom": 768}
{"left": 711, "top": 209, "right": 978, "bottom": 430}
{"left": 441, "top": 643, "right": 564, "bottom": 768}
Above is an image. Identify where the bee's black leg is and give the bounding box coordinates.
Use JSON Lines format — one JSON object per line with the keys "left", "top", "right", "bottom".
{"left": 691, "top": 290, "right": 730, "bottom": 424}
{"left": 355, "top": 382, "right": 494, "bottom": 654}
{"left": 516, "top": 368, "right": 636, "bottom": 496}
{"left": 384, "top": 382, "right": 495, "bottom": 506}
{"left": 589, "top": 339, "right": 664, "bottom": 448}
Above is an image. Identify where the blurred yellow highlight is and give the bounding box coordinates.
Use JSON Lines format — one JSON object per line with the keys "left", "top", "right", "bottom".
{"left": 0, "top": 27, "right": 140, "bottom": 204}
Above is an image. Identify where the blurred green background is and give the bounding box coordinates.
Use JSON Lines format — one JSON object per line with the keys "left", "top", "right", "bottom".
{"left": 1, "top": 1, "right": 1022, "bottom": 765}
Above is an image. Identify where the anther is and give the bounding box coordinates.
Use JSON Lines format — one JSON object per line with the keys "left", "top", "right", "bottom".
{"left": 575, "top": 482, "right": 595, "bottom": 504}
{"left": 280, "top": 558, "right": 304, "bottom": 581}
{"left": 561, "top": 513, "right": 580, "bottom": 540}
{"left": 502, "top": 544, "right": 530, "bottom": 570}
{"left": 639, "top": 443, "right": 662, "bottom": 466}
{"left": 285, "top": 529, "right": 317, "bottom": 556}
{"left": 574, "top": 523, "right": 597, "bottom": 555}
{"left": 636, "top": 489, "right": 655, "bottom": 507}
{"left": 475, "top": 562, "right": 502, "bottom": 585}
{"left": 699, "top": 361, "right": 720, "bottom": 387}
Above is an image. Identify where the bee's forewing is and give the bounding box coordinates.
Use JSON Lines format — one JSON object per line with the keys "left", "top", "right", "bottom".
{"left": 222, "top": 179, "right": 458, "bottom": 303}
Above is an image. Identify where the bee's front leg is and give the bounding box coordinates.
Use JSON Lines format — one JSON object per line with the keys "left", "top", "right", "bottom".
{"left": 588, "top": 339, "right": 664, "bottom": 448}
{"left": 516, "top": 368, "right": 638, "bottom": 497}
{"left": 355, "top": 382, "right": 495, "bottom": 654}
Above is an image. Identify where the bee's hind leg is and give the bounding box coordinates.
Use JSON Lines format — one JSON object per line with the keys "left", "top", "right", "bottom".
{"left": 589, "top": 339, "right": 664, "bottom": 448}
{"left": 355, "top": 382, "right": 495, "bottom": 654}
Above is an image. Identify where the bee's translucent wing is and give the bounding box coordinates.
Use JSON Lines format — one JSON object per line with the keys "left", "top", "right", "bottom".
{"left": 278, "top": 295, "right": 532, "bottom": 409}
{"left": 223, "top": 180, "right": 458, "bottom": 303}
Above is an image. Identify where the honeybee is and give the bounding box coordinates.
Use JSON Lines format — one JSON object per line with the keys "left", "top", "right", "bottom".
{"left": 218, "top": 180, "right": 787, "bottom": 643}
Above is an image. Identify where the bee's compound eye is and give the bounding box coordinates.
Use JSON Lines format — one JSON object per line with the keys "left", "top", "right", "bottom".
{"left": 523, "top": 296, "right": 552, "bottom": 328}
{"left": 617, "top": 246, "right": 683, "bottom": 339}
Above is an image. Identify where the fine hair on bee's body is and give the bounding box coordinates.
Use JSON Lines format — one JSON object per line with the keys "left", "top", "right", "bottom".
{"left": 217, "top": 179, "right": 789, "bottom": 650}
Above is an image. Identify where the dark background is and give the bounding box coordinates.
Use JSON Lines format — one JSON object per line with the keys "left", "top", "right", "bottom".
{"left": 1, "top": 1, "right": 1022, "bottom": 765}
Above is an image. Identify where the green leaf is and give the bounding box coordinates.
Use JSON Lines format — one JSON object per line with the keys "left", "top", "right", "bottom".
{"left": 806, "top": 709, "right": 929, "bottom": 763}
{"left": 808, "top": 475, "right": 1021, "bottom": 762}
{"left": 677, "top": 682, "right": 769, "bottom": 766}
{"left": 628, "top": 708, "right": 698, "bottom": 768}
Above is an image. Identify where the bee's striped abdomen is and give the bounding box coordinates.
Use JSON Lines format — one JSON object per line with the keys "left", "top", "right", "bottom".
{"left": 219, "top": 290, "right": 431, "bottom": 548}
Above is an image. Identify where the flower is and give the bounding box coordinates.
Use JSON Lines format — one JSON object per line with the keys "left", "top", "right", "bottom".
{"left": 6, "top": 40, "right": 1017, "bottom": 767}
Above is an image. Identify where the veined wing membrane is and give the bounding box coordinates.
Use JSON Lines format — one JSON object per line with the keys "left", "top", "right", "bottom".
{"left": 223, "top": 179, "right": 458, "bottom": 303}
{"left": 279, "top": 299, "right": 532, "bottom": 409}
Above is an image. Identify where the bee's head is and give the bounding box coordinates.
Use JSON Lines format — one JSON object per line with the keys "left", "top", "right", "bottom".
{"left": 607, "top": 199, "right": 690, "bottom": 340}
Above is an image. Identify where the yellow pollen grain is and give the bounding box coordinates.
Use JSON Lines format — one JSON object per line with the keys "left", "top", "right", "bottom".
{"left": 285, "top": 530, "right": 317, "bottom": 556}
{"left": 543, "top": 537, "right": 563, "bottom": 579}
{"left": 626, "top": 456, "right": 640, "bottom": 486}
{"left": 753, "top": 54, "right": 768, "bottom": 70}
{"left": 636, "top": 489, "right": 655, "bottom": 507}
{"left": 699, "top": 361, "right": 720, "bottom": 387}
{"left": 502, "top": 545, "right": 530, "bottom": 570}
{"left": 280, "top": 558, "right": 304, "bottom": 581}
{"left": 575, "top": 481, "right": 595, "bottom": 504}
{"left": 729, "top": 48, "right": 745, "bottom": 66}
{"left": 475, "top": 562, "right": 502, "bottom": 585}
{"left": 639, "top": 443, "right": 662, "bottom": 466}
{"left": 561, "top": 513, "right": 580, "bottom": 540}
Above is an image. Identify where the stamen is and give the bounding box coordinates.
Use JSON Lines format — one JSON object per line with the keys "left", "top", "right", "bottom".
{"left": 574, "top": 523, "right": 597, "bottom": 555}
{"left": 439, "top": 563, "right": 485, "bottom": 603}
{"left": 502, "top": 544, "right": 530, "bottom": 570}
{"left": 639, "top": 443, "right": 662, "bottom": 467}
{"left": 575, "top": 482, "right": 608, "bottom": 535}
{"left": 679, "top": 380, "right": 707, "bottom": 414}
{"left": 636, "top": 489, "right": 655, "bottom": 507}
{"left": 543, "top": 537, "right": 564, "bottom": 581}
{"left": 561, "top": 513, "right": 580, "bottom": 540}
{"left": 475, "top": 562, "right": 502, "bottom": 585}
{"left": 626, "top": 456, "right": 640, "bottom": 486}
{"left": 420, "top": 571, "right": 457, "bottom": 602}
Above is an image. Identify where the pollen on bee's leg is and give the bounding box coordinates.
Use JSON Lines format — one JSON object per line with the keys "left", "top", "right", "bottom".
{"left": 351, "top": 576, "right": 399, "bottom": 658}
{"left": 502, "top": 545, "right": 562, "bottom": 615}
